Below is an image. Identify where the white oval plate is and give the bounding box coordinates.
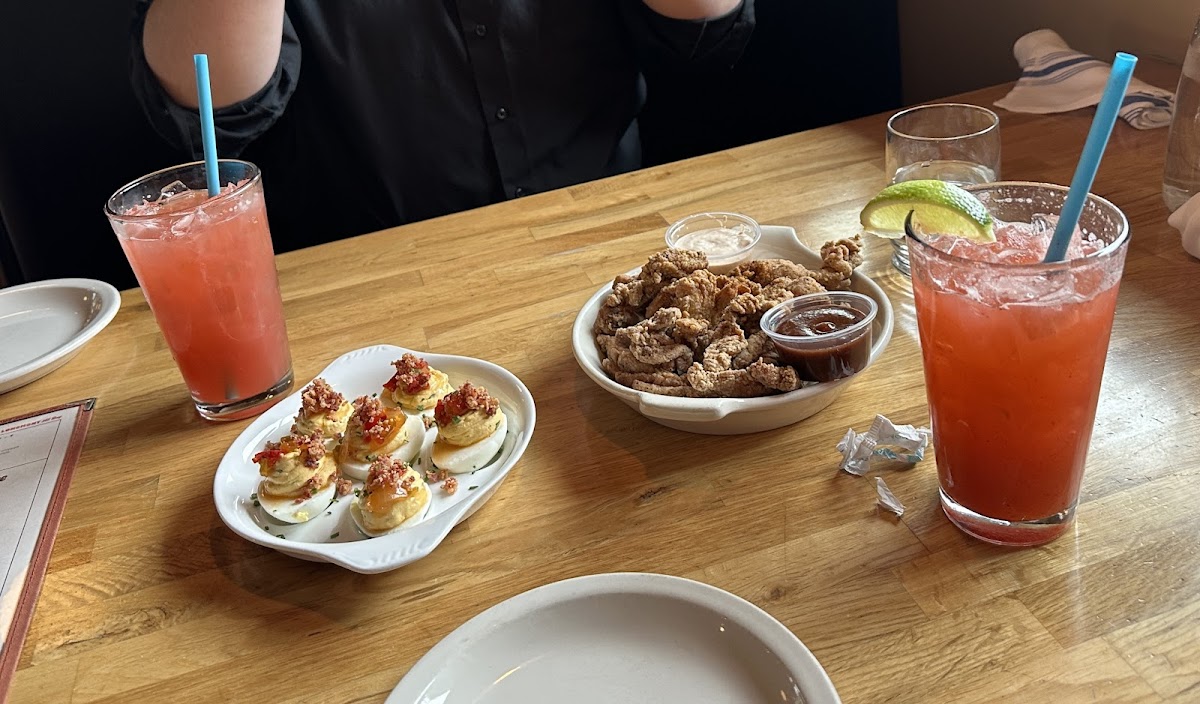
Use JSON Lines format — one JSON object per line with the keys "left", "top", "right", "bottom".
{"left": 213, "top": 344, "right": 536, "bottom": 574}
{"left": 389, "top": 572, "right": 842, "bottom": 704}
{"left": 0, "top": 278, "right": 121, "bottom": 394}
{"left": 572, "top": 226, "right": 894, "bottom": 435}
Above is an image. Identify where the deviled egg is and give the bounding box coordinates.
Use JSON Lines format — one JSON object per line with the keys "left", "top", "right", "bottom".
{"left": 291, "top": 377, "right": 352, "bottom": 448}
{"left": 380, "top": 353, "right": 454, "bottom": 414}
{"left": 253, "top": 430, "right": 339, "bottom": 524}
{"left": 349, "top": 456, "right": 431, "bottom": 537}
{"left": 338, "top": 395, "right": 424, "bottom": 481}
{"left": 431, "top": 382, "right": 507, "bottom": 474}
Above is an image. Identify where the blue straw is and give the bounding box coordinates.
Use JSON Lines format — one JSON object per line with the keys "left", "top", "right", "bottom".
{"left": 193, "top": 54, "right": 221, "bottom": 197}
{"left": 1043, "top": 52, "right": 1137, "bottom": 263}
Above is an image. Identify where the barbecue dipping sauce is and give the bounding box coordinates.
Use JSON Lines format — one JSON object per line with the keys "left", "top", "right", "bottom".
{"left": 771, "top": 304, "right": 871, "bottom": 382}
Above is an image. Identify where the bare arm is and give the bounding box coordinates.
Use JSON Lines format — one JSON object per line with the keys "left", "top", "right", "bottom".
{"left": 641, "top": 0, "right": 741, "bottom": 20}
{"left": 142, "top": 0, "right": 286, "bottom": 109}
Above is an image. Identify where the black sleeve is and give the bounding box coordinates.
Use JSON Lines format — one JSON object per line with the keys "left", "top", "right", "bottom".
{"left": 128, "top": 0, "right": 302, "bottom": 159}
{"left": 620, "top": 0, "right": 756, "bottom": 74}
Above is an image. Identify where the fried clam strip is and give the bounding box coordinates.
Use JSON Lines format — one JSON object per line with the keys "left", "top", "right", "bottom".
{"left": 622, "top": 357, "right": 803, "bottom": 398}
{"left": 685, "top": 323, "right": 803, "bottom": 397}
{"left": 645, "top": 269, "right": 758, "bottom": 324}
{"left": 700, "top": 321, "right": 751, "bottom": 372}
{"left": 718, "top": 276, "right": 823, "bottom": 332}
{"left": 727, "top": 235, "right": 864, "bottom": 299}
{"left": 812, "top": 235, "right": 864, "bottom": 291}
{"left": 598, "top": 308, "right": 696, "bottom": 377}
{"left": 747, "top": 359, "right": 803, "bottom": 392}
{"left": 593, "top": 249, "right": 709, "bottom": 335}
{"left": 624, "top": 371, "right": 701, "bottom": 398}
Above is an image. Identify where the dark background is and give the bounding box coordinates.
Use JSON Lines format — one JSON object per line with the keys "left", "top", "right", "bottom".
{"left": 0, "top": 1, "right": 902, "bottom": 290}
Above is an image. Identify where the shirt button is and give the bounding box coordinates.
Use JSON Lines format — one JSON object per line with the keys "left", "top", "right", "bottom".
{"left": 474, "top": 23, "right": 487, "bottom": 37}
{"left": 514, "top": 186, "right": 529, "bottom": 197}
{"left": 495, "top": 107, "right": 509, "bottom": 121}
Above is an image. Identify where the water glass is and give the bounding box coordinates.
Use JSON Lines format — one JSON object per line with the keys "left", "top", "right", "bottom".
{"left": 886, "top": 103, "right": 1001, "bottom": 275}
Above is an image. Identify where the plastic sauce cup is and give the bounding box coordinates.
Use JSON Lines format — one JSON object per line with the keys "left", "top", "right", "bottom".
{"left": 761, "top": 292, "right": 877, "bottom": 382}
{"left": 664, "top": 212, "right": 762, "bottom": 274}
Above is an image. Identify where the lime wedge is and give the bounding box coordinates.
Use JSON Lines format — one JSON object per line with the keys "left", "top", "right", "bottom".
{"left": 860, "top": 180, "right": 995, "bottom": 242}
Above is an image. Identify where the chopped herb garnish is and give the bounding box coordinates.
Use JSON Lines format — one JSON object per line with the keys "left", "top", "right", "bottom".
{"left": 365, "top": 454, "right": 376, "bottom": 461}
{"left": 278, "top": 534, "right": 287, "bottom": 540}
{"left": 469, "top": 485, "right": 478, "bottom": 490}
{"left": 354, "top": 488, "right": 363, "bottom": 497}
{"left": 416, "top": 405, "right": 425, "bottom": 412}
{"left": 372, "top": 392, "right": 378, "bottom": 397}
{"left": 252, "top": 500, "right": 261, "bottom": 507}
{"left": 452, "top": 415, "right": 462, "bottom": 424}
{"left": 330, "top": 532, "right": 340, "bottom": 539}
{"left": 250, "top": 492, "right": 258, "bottom": 500}
{"left": 263, "top": 525, "right": 270, "bottom": 532}
{"left": 325, "top": 510, "right": 332, "bottom": 516}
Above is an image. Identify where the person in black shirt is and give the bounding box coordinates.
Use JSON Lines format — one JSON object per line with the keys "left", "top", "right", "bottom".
{"left": 132, "top": 1, "right": 755, "bottom": 252}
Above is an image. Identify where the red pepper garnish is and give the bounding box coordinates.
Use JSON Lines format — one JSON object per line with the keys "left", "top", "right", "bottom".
{"left": 253, "top": 446, "right": 283, "bottom": 467}
{"left": 362, "top": 410, "right": 386, "bottom": 433}
{"left": 384, "top": 354, "right": 433, "bottom": 395}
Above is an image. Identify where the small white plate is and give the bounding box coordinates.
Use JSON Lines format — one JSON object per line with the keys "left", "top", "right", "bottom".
{"left": 389, "top": 573, "right": 842, "bottom": 704}
{"left": 212, "top": 344, "right": 536, "bottom": 574}
{"left": 572, "top": 226, "right": 894, "bottom": 435}
{"left": 0, "top": 278, "right": 121, "bottom": 394}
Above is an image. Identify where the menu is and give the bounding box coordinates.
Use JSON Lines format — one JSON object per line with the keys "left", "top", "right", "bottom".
{"left": 0, "top": 400, "right": 93, "bottom": 699}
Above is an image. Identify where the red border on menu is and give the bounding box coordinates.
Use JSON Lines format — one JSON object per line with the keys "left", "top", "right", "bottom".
{"left": 0, "top": 399, "right": 94, "bottom": 704}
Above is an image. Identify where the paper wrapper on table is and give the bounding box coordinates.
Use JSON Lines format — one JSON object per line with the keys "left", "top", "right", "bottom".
{"left": 874, "top": 477, "right": 905, "bottom": 517}
{"left": 1167, "top": 192, "right": 1200, "bottom": 260}
{"left": 837, "top": 414, "right": 931, "bottom": 476}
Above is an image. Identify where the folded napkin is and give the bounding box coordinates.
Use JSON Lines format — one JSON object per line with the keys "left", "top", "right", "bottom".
{"left": 994, "top": 29, "right": 1175, "bottom": 129}
{"left": 1167, "top": 192, "right": 1200, "bottom": 259}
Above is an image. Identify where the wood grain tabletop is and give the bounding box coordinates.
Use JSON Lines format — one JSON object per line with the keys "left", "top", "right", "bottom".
{"left": 2, "top": 59, "right": 1196, "bottom": 703}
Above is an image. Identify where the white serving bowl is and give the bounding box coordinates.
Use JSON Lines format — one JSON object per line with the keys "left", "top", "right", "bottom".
{"left": 571, "top": 226, "right": 893, "bottom": 435}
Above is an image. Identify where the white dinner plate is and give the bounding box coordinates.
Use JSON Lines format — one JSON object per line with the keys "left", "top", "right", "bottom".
{"left": 0, "top": 278, "right": 121, "bottom": 394}
{"left": 389, "top": 572, "right": 842, "bottom": 704}
{"left": 572, "top": 226, "right": 894, "bottom": 434}
{"left": 212, "top": 344, "right": 536, "bottom": 574}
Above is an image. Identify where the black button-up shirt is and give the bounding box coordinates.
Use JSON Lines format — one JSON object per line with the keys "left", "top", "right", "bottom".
{"left": 131, "top": 1, "right": 755, "bottom": 252}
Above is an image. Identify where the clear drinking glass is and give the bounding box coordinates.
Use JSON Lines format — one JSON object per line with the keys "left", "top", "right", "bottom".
{"left": 886, "top": 103, "right": 1001, "bottom": 275}
{"left": 105, "top": 160, "right": 294, "bottom": 421}
{"left": 1163, "top": 15, "right": 1200, "bottom": 213}
{"left": 909, "top": 182, "right": 1129, "bottom": 546}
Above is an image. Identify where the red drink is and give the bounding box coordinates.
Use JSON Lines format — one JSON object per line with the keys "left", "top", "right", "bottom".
{"left": 909, "top": 183, "right": 1129, "bottom": 546}
{"left": 106, "top": 161, "right": 293, "bottom": 420}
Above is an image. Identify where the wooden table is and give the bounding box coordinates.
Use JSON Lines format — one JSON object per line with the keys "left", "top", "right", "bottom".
{"left": 4, "top": 61, "right": 1197, "bottom": 703}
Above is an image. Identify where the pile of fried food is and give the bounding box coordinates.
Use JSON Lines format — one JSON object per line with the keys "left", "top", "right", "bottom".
{"left": 592, "top": 236, "right": 864, "bottom": 397}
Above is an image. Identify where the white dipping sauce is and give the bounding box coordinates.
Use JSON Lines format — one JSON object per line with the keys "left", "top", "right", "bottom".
{"left": 673, "top": 224, "right": 757, "bottom": 272}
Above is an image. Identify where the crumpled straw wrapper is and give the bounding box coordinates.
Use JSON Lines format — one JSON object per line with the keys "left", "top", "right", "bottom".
{"left": 874, "top": 477, "right": 905, "bottom": 517}
{"left": 837, "top": 414, "right": 931, "bottom": 476}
